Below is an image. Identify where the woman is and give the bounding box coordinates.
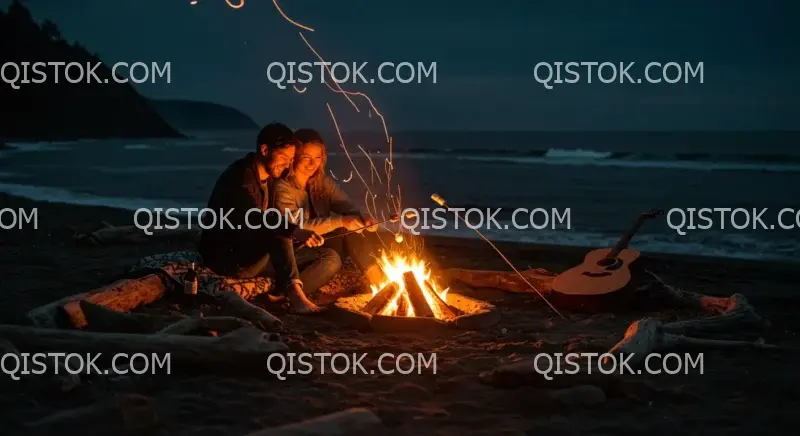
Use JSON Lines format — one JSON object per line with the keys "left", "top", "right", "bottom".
{"left": 272, "top": 128, "right": 386, "bottom": 288}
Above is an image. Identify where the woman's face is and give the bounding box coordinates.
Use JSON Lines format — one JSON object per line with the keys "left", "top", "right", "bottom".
{"left": 295, "top": 142, "right": 324, "bottom": 178}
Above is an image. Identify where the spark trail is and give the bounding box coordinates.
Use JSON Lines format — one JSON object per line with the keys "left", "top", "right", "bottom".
{"left": 212, "top": 0, "right": 409, "bottom": 246}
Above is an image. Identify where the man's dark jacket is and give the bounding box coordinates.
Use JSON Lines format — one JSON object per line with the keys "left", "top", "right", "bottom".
{"left": 198, "top": 153, "right": 297, "bottom": 274}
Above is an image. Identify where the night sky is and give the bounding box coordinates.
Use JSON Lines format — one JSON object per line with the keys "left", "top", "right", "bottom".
{"left": 6, "top": 0, "right": 798, "bottom": 130}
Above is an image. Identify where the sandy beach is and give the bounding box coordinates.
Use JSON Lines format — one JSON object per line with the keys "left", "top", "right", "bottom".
{"left": 1, "top": 192, "right": 797, "bottom": 435}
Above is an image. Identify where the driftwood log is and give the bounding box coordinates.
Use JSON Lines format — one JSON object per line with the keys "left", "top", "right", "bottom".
{"left": 463, "top": 267, "right": 777, "bottom": 388}
{"left": 216, "top": 291, "right": 282, "bottom": 330}
{"left": 247, "top": 408, "right": 383, "bottom": 436}
{"left": 156, "top": 314, "right": 257, "bottom": 336}
{"left": 23, "top": 393, "right": 158, "bottom": 435}
{"left": 27, "top": 273, "right": 170, "bottom": 329}
{"left": 28, "top": 274, "right": 282, "bottom": 332}
{"left": 403, "top": 272, "right": 434, "bottom": 318}
{"left": 604, "top": 271, "right": 774, "bottom": 366}
{"left": 443, "top": 267, "right": 556, "bottom": 293}
{"left": 79, "top": 300, "right": 185, "bottom": 333}
{"left": 0, "top": 323, "right": 287, "bottom": 370}
{"left": 74, "top": 221, "right": 200, "bottom": 245}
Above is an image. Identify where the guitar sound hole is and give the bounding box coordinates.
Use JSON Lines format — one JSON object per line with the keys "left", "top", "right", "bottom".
{"left": 596, "top": 258, "right": 618, "bottom": 267}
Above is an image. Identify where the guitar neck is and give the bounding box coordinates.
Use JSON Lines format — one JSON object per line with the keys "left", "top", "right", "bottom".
{"left": 607, "top": 217, "right": 647, "bottom": 258}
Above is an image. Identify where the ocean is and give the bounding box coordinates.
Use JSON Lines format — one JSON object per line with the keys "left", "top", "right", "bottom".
{"left": 1, "top": 130, "right": 799, "bottom": 263}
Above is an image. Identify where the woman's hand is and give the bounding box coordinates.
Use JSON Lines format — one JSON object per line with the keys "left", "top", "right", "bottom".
{"left": 363, "top": 216, "right": 379, "bottom": 232}
{"left": 342, "top": 216, "right": 366, "bottom": 232}
{"left": 292, "top": 228, "right": 325, "bottom": 247}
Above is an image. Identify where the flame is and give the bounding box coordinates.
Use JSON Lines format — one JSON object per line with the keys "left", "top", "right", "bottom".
{"left": 370, "top": 251, "right": 449, "bottom": 319}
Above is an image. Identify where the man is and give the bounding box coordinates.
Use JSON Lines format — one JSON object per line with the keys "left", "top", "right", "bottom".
{"left": 198, "top": 123, "right": 340, "bottom": 313}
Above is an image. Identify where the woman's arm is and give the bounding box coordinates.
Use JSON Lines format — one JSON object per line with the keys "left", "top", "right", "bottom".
{"left": 273, "top": 179, "right": 345, "bottom": 235}
{"left": 325, "top": 175, "right": 363, "bottom": 217}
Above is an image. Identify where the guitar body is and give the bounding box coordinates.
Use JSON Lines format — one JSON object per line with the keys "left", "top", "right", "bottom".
{"left": 551, "top": 248, "right": 640, "bottom": 296}
{"left": 548, "top": 208, "right": 663, "bottom": 313}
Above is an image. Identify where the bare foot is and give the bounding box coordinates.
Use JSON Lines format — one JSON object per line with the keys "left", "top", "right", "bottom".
{"left": 265, "top": 294, "right": 286, "bottom": 304}
{"left": 287, "top": 286, "right": 321, "bottom": 313}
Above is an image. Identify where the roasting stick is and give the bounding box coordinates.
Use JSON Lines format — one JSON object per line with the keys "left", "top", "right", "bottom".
{"left": 295, "top": 211, "right": 416, "bottom": 246}
{"left": 430, "top": 193, "right": 566, "bottom": 320}
{"left": 325, "top": 210, "right": 417, "bottom": 240}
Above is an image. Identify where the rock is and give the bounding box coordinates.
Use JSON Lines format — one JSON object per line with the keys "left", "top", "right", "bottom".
{"left": 548, "top": 385, "right": 607, "bottom": 407}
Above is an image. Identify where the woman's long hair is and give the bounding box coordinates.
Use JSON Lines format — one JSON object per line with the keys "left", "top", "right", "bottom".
{"left": 292, "top": 129, "right": 328, "bottom": 200}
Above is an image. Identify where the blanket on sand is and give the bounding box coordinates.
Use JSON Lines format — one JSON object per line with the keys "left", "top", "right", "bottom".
{"left": 130, "top": 251, "right": 275, "bottom": 300}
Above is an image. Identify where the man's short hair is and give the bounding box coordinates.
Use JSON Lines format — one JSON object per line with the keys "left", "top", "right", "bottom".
{"left": 294, "top": 128, "right": 325, "bottom": 145}
{"left": 256, "top": 123, "right": 299, "bottom": 152}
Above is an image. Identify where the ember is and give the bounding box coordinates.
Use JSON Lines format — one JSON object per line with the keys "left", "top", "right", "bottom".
{"left": 363, "top": 251, "right": 456, "bottom": 320}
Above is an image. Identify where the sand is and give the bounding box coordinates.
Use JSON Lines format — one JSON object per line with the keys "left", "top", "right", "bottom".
{"left": 1, "top": 192, "right": 797, "bottom": 435}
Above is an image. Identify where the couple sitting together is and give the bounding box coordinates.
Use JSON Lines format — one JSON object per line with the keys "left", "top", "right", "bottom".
{"left": 198, "top": 123, "right": 386, "bottom": 313}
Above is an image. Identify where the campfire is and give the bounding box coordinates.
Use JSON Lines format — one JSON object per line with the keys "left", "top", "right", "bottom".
{"left": 361, "top": 251, "right": 459, "bottom": 320}
{"left": 334, "top": 250, "right": 500, "bottom": 331}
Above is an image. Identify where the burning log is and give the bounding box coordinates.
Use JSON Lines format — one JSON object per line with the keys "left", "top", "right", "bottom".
{"left": 425, "top": 282, "right": 456, "bottom": 319}
{"left": 403, "top": 272, "right": 434, "bottom": 318}
{"left": 361, "top": 283, "right": 399, "bottom": 315}
{"left": 396, "top": 295, "right": 409, "bottom": 317}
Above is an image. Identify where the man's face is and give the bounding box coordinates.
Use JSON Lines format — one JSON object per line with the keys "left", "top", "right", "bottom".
{"left": 266, "top": 146, "right": 296, "bottom": 178}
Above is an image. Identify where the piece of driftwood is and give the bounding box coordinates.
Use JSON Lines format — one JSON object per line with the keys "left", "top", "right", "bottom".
{"left": 0, "top": 324, "right": 287, "bottom": 369}
{"left": 27, "top": 273, "right": 170, "bottom": 329}
{"left": 481, "top": 271, "right": 774, "bottom": 389}
{"left": 640, "top": 271, "right": 768, "bottom": 334}
{"left": 442, "top": 267, "right": 556, "bottom": 293}
{"left": 216, "top": 291, "right": 282, "bottom": 331}
{"left": 79, "top": 300, "right": 185, "bottom": 333}
{"left": 1, "top": 339, "right": 82, "bottom": 392}
{"left": 361, "top": 283, "right": 399, "bottom": 315}
{"left": 606, "top": 317, "right": 776, "bottom": 367}
{"left": 604, "top": 271, "right": 774, "bottom": 367}
{"left": 23, "top": 393, "right": 158, "bottom": 435}
{"left": 425, "top": 282, "right": 456, "bottom": 319}
{"left": 247, "top": 408, "right": 383, "bottom": 436}
{"left": 403, "top": 272, "right": 434, "bottom": 318}
{"left": 74, "top": 221, "right": 200, "bottom": 245}
{"left": 156, "top": 314, "right": 255, "bottom": 336}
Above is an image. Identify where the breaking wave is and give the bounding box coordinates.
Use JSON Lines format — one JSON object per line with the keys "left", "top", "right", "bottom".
{"left": 335, "top": 147, "right": 800, "bottom": 172}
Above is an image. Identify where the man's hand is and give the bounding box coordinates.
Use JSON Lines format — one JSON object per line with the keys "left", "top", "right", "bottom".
{"left": 363, "top": 216, "right": 379, "bottom": 232}
{"left": 342, "top": 216, "right": 366, "bottom": 232}
{"left": 292, "top": 228, "right": 324, "bottom": 247}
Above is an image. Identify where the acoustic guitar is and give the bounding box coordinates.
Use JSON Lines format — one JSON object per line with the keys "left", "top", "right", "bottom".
{"left": 551, "top": 209, "right": 664, "bottom": 300}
